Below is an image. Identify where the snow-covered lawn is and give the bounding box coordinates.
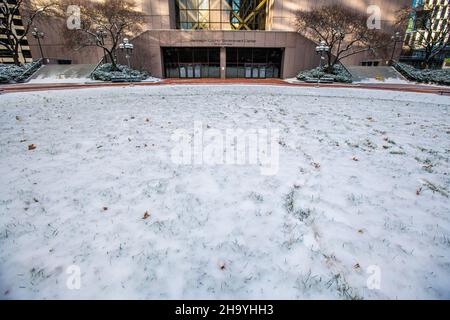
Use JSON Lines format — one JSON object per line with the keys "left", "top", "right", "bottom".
{"left": 0, "top": 85, "right": 449, "bottom": 299}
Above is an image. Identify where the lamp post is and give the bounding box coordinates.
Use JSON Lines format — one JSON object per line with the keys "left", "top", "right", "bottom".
{"left": 119, "top": 38, "right": 134, "bottom": 69}
{"left": 390, "top": 32, "right": 403, "bottom": 62}
{"left": 96, "top": 28, "right": 108, "bottom": 63}
{"left": 315, "top": 40, "right": 330, "bottom": 69}
{"left": 31, "top": 27, "right": 45, "bottom": 60}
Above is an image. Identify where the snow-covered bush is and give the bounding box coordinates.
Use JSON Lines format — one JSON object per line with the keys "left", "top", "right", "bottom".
{"left": 91, "top": 63, "right": 150, "bottom": 81}
{"left": 0, "top": 65, "right": 24, "bottom": 83}
{"left": 297, "top": 64, "right": 353, "bottom": 83}
{"left": 393, "top": 62, "right": 450, "bottom": 86}
{"left": 0, "top": 61, "right": 42, "bottom": 84}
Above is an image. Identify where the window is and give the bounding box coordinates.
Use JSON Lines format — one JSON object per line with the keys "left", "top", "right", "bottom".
{"left": 175, "top": 0, "right": 268, "bottom": 30}
{"left": 226, "top": 48, "right": 282, "bottom": 78}
{"left": 163, "top": 47, "right": 220, "bottom": 78}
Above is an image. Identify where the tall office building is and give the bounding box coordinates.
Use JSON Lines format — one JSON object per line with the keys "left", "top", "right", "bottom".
{"left": 0, "top": 0, "right": 33, "bottom": 64}
{"left": 402, "top": 0, "right": 449, "bottom": 67}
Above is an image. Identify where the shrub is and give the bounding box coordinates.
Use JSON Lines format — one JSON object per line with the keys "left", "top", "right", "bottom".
{"left": 91, "top": 63, "right": 150, "bottom": 81}
{"left": 392, "top": 62, "right": 450, "bottom": 86}
{"left": 0, "top": 61, "right": 42, "bottom": 84}
{"left": 297, "top": 64, "right": 353, "bottom": 83}
{"left": 0, "top": 64, "right": 28, "bottom": 84}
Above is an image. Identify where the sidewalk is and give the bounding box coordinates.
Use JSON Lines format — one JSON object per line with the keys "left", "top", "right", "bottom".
{"left": 1, "top": 78, "right": 449, "bottom": 95}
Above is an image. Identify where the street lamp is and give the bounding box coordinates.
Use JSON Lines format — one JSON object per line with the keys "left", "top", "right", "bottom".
{"left": 390, "top": 31, "right": 403, "bottom": 62}
{"left": 96, "top": 28, "right": 108, "bottom": 63}
{"left": 31, "top": 27, "right": 45, "bottom": 60}
{"left": 119, "top": 38, "right": 134, "bottom": 68}
{"left": 315, "top": 40, "right": 330, "bottom": 69}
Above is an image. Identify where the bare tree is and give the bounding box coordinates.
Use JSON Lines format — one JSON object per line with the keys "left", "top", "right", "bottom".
{"left": 396, "top": 4, "right": 449, "bottom": 68}
{"left": 0, "top": 0, "right": 55, "bottom": 65}
{"left": 296, "top": 4, "right": 391, "bottom": 72}
{"left": 54, "top": 0, "right": 145, "bottom": 71}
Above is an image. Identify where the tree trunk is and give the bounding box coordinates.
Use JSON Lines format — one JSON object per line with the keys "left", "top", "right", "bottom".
{"left": 326, "top": 51, "right": 333, "bottom": 69}
{"left": 107, "top": 51, "right": 118, "bottom": 71}
{"left": 13, "top": 47, "right": 21, "bottom": 66}
{"left": 423, "top": 49, "right": 433, "bottom": 69}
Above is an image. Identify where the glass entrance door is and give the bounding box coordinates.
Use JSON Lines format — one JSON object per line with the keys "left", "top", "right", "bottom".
{"left": 226, "top": 48, "right": 283, "bottom": 79}
{"left": 163, "top": 47, "right": 220, "bottom": 78}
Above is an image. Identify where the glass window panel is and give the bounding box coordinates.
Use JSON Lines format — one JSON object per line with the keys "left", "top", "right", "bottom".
{"left": 239, "top": 48, "right": 252, "bottom": 64}
{"left": 170, "top": 67, "right": 179, "bottom": 78}
{"left": 194, "top": 48, "right": 207, "bottom": 62}
{"left": 259, "top": 67, "right": 266, "bottom": 78}
{"left": 209, "top": 48, "right": 220, "bottom": 63}
{"left": 209, "top": 22, "right": 221, "bottom": 30}
{"left": 186, "top": 0, "right": 197, "bottom": 10}
{"left": 180, "top": 10, "right": 187, "bottom": 21}
{"left": 180, "top": 66, "right": 186, "bottom": 78}
{"left": 186, "top": 11, "right": 198, "bottom": 23}
{"left": 194, "top": 65, "right": 201, "bottom": 78}
{"left": 253, "top": 48, "right": 267, "bottom": 63}
{"left": 226, "top": 66, "right": 238, "bottom": 78}
{"left": 237, "top": 67, "right": 245, "bottom": 78}
{"left": 208, "top": 66, "right": 220, "bottom": 78}
{"left": 198, "top": 0, "right": 209, "bottom": 10}
{"left": 273, "top": 67, "right": 279, "bottom": 78}
{"left": 199, "top": 10, "right": 209, "bottom": 22}
{"left": 226, "top": 48, "right": 237, "bottom": 63}
{"left": 187, "top": 65, "right": 194, "bottom": 77}
{"left": 252, "top": 67, "right": 259, "bottom": 78}
{"left": 179, "top": 48, "right": 193, "bottom": 63}
{"left": 202, "top": 65, "right": 209, "bottom": 77}
{"left": 245, "top": 66, "right": 252, "bottom": 78}
{"left": 268, "top": 49, "right": 282, "bottom": 64}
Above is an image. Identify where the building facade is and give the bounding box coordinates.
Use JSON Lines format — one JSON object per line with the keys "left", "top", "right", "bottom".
{"left": 0, "top": 0, "right": 33, "bottom": 64}
{"left": 25, "top": 0, "right": 410, "bottom": 78}
{"left": 401, "top": 0, "right": 449, "bottom": 68}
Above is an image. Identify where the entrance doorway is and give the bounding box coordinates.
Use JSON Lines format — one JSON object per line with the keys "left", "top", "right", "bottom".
{"left": 163, "top": 47, "right": 220, "bottom": 78}
{"left": 226, "top": 48, "right": 282, "bottom": 78}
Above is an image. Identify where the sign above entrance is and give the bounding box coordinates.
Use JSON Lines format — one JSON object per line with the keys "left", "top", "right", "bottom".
{"left": 190, "top": 39, "right": 257, "bottom": 47}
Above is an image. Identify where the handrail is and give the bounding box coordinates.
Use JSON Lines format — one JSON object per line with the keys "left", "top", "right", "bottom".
{"left": 89, "top": 58, "right": 105, "bottom": 78}
{"left": 16, "top": 59, "right": 43, "bottom": 83}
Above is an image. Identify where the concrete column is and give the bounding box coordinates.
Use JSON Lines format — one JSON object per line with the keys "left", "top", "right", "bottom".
{"left": 220, "top": 47, "right": 226, "bottom": 79}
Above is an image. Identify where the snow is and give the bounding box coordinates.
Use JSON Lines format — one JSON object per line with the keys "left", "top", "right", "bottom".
{"left": 354, "top": 78, "right": 411, "bottom": 84}
{"left": 27, "top": 76, "right": 161, "bottom": 84}
{"left": 27, "top": 77, "right": 97, "bottom": 84}
{"left": 0, "top": 85, "right": 449, "bottom": 299}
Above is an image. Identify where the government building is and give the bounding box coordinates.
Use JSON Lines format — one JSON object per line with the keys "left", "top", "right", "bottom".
{"left": 25, "top": 0, "right": 411, "bottom": 78}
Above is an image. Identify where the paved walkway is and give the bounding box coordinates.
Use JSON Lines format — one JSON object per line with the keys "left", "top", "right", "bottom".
{"left": 1, "top": 78, "right": 449, "bottom": 95}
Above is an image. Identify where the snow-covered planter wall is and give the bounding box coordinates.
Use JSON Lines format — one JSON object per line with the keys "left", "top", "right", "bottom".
{"left": 297, "top": 64, "right": 353, "bottom": 83}
{"left": 91, "top": 63, "right": 150, "bottom": 82}
{"left": 393, "top": 62, "right": 450, "bottom": 86}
